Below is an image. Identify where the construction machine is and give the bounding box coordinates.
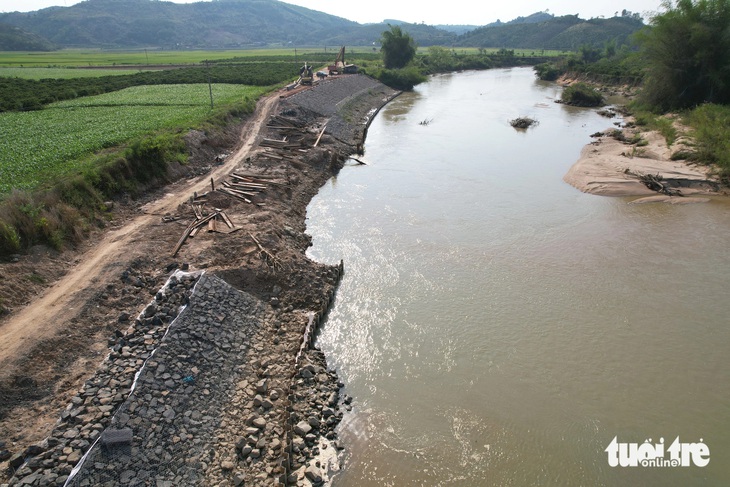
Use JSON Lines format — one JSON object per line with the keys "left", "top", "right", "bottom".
{"left": 328, "top": 46, "right": 358, "bottom": 76}
{"left": 298, "top": 62, "right": 314, "bottom": 85}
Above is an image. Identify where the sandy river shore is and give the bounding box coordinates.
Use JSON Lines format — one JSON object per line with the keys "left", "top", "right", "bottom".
{"left": 564, "top": 122, "right": 725, "bottom": 203}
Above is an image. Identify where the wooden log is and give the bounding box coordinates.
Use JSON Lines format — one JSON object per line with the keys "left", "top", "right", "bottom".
{"left": 172, "top": 212, "right": 217, "bottom": 256}
{"left": 222, "top": 181, "right": 258, "bottom": 196}
{"left": 313, "top": 125, "right": 327, "bottom": 147}
{"left": 219, "top": 211, "right": 235, "bottom": 229}
{"left": 228, "top": 183, "right": 266, "bottom": 192}
{"left": 172, "top": 225, "right": 195, "bottom": 257}
{"left": 218, "top": 188, "right": 252, "bottom": 204}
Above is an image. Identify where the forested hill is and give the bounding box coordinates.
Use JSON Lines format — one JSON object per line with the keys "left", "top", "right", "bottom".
{"left": 0, "top": 0, "right": 644, "bottom": 50}
{"left": 454, "top": 14, "right": 645, "bottom": 50}
{"left": 0, "top": 23, "right": 57, "bottom": 51}
{"left": 0, "top": 0, "right": 363, "bottom": 49}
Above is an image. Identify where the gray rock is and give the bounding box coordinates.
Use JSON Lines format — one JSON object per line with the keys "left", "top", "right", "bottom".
{"left": 305, "top": 465, "right": 323, "bottom": 483}
{"left": 8, "top": 451, "right": 25, "bottom": 469}
{"left": 253, "top": 394, "right": 263, "bottom": 406}
{"left": 294, "top": 421, "right": 312, "bottom": 437}
{"left": 233, "top": 473, "right": 245, "bottom": 486}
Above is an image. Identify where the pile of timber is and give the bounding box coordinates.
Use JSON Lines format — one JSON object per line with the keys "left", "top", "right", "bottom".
{"left": 216, "top": 172, "right": 283, "bottom": 204}
{"left": 260, "top": 138, "right": 304, "bottom": 150}
{"left": 172, "top": 207, "right": 238, "bottom": 257}
{"left": 264, "top": 115, "right": 327, "bottom": 149}
{"left": 267, "top": 115, "right": 306, "bottom": 129}
{"left": 262, "top": 115, "right": 308, "bottom": 150}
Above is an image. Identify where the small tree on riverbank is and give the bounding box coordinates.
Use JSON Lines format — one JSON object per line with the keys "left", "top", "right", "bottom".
{"left": 637, "top": 0, "right": 730, "bottom": 110}
{"left": 380, "top": 25, "right": 417, "bottom": 69}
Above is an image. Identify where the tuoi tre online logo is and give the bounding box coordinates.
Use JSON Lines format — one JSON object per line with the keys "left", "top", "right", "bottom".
{"left": 605, "top": 436, "right": 710, "bottom": 468}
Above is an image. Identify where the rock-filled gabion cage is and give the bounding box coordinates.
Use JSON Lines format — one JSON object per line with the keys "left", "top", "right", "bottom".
{"left": 65, "top": 272, "right": 266, "bottom": 486}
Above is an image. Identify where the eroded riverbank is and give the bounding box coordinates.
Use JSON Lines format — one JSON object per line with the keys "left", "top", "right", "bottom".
{"left": 1, "top": 74, "right": 399, "bottom": 486}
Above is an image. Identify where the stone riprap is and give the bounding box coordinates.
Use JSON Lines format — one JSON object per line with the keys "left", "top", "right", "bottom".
{"left": 3, "top": 271, "right": 200, "bottom": 487}
{"left": 64, "top": 272, "right": 266, "bottom": 486}
{"left": 4, "top": 268, "right": 346, "bottom": 487}
{"left": 285, "top": 74, "right": 398, "bottom": 145}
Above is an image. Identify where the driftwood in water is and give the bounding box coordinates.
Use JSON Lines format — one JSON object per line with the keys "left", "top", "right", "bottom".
{"left": 627, "top": 170, "right": 684, "bottom": 197}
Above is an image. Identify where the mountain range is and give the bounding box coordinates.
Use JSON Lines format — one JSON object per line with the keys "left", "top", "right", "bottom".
{"left": 0, "top": 0, "right": 645, "bottom": 51}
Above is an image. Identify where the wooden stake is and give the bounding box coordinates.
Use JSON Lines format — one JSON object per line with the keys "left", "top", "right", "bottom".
{"left": 314, "top": 124, "right": 327, "bottom": 147}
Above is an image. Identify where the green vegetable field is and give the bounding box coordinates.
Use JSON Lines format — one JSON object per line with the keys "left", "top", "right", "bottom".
{"left": 0, "top": 67, "right": 144, "bottom": 79}
{"left": 0, "top": 83, "right": 267, "bottom": 193}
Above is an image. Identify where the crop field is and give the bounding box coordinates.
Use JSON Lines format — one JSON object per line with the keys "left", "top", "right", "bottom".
{"left": 0, "top": 84, "right": 268, "bottom": 193}
{"left": 0, "top": 67, "right": 147, "bottom": 79}
{"left": 0, "top": 47, "right": 375, "bottom": 67}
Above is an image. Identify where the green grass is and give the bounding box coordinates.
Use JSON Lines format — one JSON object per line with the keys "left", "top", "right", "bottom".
{"left": 0, "top": 83, "right": 268, "bottom": 193}
{"left": 632, "top": 111, "right": 678, "bottom": 146}
{"left": 0, "top": 67, "right": 147, "bottom": 79}
{"left": 686, "top": 104, "right": 730, "bottom": 178}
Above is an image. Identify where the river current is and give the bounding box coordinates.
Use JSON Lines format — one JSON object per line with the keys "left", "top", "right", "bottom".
{"left": 305, "top": 67, "right": 730, "bottom": 486}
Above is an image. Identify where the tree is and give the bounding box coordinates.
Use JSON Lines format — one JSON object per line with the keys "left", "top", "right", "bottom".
{"left": 380, "top": 25, "right": 417, "bottom": 69}
{"left": 637, "top": 0, "right": 730, "bottom": 110}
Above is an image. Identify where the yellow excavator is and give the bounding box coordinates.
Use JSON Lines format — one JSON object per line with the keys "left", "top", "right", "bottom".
{"left": 298, "top": 62, "right": 314, "bottom": 86}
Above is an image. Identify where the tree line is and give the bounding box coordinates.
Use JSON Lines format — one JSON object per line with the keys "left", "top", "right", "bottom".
{"left": 0, "top": 62, "right": 298, "bottom": 112}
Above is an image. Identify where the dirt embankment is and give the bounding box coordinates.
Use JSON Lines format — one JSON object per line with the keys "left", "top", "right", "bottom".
{"left": 0, "top": 74, "right": 399, "bottom": 486}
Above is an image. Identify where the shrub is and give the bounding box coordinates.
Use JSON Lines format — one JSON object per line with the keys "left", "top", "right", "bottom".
{"left": 561, "top": 82, "right": 604, "bottom": 107}
{"left": 687, "top": 103, "right": 730, "bottom": 177}
{"left": 376, "top": 66, "right": 427, "bottom": 91}
{"left": 534, "top": 62, "right": 562, "bottom": 81}
{"left": 0, "top": 220, "right": 20, "bottom": 255}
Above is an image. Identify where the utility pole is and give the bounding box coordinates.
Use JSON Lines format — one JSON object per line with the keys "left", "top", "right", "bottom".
{"left": 205, "top": 60, "right": 214, "bottom": 109}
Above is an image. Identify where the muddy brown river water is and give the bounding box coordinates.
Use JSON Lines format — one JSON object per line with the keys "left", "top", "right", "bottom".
{"left": 306, "top": 67, "right": 730, "bottom": 486}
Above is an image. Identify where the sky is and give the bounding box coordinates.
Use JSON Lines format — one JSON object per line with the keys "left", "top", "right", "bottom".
{"left": 0, "top": 0, "right": 664, "bottom": 25}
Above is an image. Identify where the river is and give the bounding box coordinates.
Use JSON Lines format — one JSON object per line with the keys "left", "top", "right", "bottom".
{"left": 305, "top": 67, "right": 730, "bottom": 486}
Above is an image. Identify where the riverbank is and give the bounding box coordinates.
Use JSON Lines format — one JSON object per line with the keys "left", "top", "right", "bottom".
{"left": 563, "top": 121, "right": 726, "bottom": 202}
{"left": 0, "top": 74, "right": 399, "bottom": 486}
